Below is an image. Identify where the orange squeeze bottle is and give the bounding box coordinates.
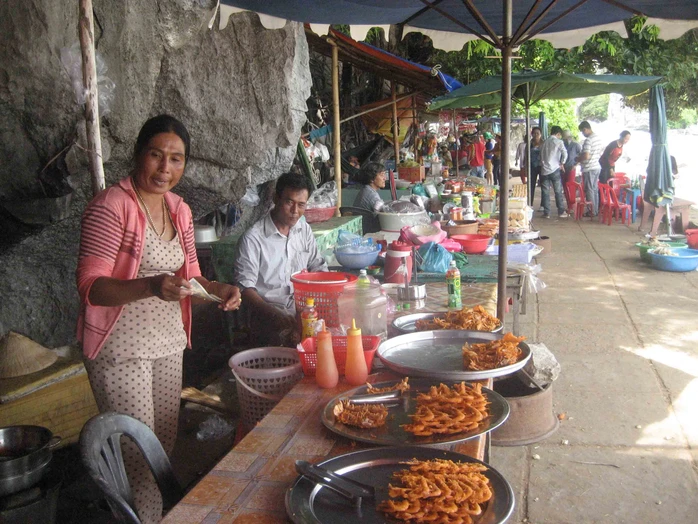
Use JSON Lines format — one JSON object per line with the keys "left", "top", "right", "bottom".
{"left": 315, "top": 321, "right": 339, "bottom": 389}
{"left": 344, "top": 319, "right": 368, "bottom": 386}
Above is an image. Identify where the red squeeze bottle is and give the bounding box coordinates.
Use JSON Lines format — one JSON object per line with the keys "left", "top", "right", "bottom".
{"left": 315, "top": 321, "right": 338, "bottom": 389}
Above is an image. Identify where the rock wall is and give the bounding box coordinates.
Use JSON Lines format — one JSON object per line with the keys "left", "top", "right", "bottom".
{"left": 0, "top": 1, "right": 311, "bottom": 346}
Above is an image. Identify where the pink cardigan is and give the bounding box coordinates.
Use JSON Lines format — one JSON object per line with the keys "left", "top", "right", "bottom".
{"left": 76, "top": 177, "right": 202, "bottom": 359}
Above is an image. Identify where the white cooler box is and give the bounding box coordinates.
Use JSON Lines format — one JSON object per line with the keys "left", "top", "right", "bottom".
{"left": 484, "top": 242, "right": 542, "bottom": 264}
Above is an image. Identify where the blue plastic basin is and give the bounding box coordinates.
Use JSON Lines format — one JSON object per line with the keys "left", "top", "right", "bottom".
{"left": 648, "top": 247, "right": 698, "bottom": 272}
{"left": 334, "top": 245, "right": 381, "bottom": 269}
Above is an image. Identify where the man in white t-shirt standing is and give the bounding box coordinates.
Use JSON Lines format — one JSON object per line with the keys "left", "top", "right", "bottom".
{"left": 577, "top": 121, "right": 603, "bottom": 216}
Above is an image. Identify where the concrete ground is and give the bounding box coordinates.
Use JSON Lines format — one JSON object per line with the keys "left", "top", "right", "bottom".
{"left": 492, "top": 198, "right": 698, "bottom": 524}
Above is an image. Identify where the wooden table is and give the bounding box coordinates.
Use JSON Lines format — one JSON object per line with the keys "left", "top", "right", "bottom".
{"left": 163, "top": 282, "right": 497, "bottom": 523}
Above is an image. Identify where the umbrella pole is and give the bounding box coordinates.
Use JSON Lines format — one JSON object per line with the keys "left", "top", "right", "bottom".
{"left": 496, "top": 0, "right": 513, "bottom": 321}
{"left": 391, "top": 81, "right": 400, "bottom": 172}
{"left": 666, "top": 204, "right": 673, "bottom": 236}
{"left": 453, "top": 109, "right": 459, "bottom": 177}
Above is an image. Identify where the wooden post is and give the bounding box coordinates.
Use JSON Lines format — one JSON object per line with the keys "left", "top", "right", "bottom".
{"left": 412, "top": 96, "right": 418, "bottom": 159}
{"left": 453, "top": 109, "right": 459, "bottom": 177}
{"left": 78, "top": 0, "right": 105, "bottom": 196}
{"left": 391, "top": 81, "right": 400, "bottom": 173}
{"left": 330, "top": 40, "right": 342, "bottom": 216}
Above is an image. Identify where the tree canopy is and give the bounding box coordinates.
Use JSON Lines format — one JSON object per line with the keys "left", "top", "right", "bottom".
{"left": 411, "top": 17, "right": 698, "bottom": 123}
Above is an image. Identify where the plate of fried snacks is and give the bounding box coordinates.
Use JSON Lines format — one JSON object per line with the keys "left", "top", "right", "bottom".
{"left": 392, "top": 306, "right": 503, "bottom": 334}
{"left": 378, "top": 331, "right": 530, "bottom": 381}
{"left": 286, "top": 446, "right": 514, "bottom": 524}
{"left": 321, "top": 377, "right": 509, "bottom": 447}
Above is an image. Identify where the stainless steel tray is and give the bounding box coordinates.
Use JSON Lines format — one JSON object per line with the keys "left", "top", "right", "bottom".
{"left": 321, "top": 378, "right": 509, "bottom": 447}
{"left": 286, "top": 446, "right": 515, "bottom": 524}
{"left": 392, "top": 312, "right": 503, "bottom": 334}
{"left": 378, "top": 330, "right": 531, "bottom": 381}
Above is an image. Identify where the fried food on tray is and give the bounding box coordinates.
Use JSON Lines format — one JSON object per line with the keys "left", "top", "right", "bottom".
{"left": 378, "top": 458, "right": 493, "bottom": 523}
{"left": 462, "top": 332, "right": 524, "bottom": 371}
{"left": 415, "top": 305, "right": 501, "bottom": 332}
{"left": 365, "top": 377, "right": 410, "bottom": 394}
{"left": 333, "top": 400, "right": 388, "bottom": 428}
{"left": 402, "top": 382, "right": 489, "bottom": 437}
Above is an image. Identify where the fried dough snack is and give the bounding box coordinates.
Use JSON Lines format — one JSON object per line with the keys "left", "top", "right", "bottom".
{"left": 462, "top": 332, "right": 524, "bottom": 371}
{"left": 402, "top": 382, "right": 489, "bottom": 437}
{"left": 333, "top": 400, "right": 388, "bottom": 428}
{"left": 415, "top": 306, "right": 501, "bottom": 332}
{"left": 379, "top": 458, "right": 493, "bottom": 523}
{"left": 366, "top": 377, "right": 410, "bottom": 394}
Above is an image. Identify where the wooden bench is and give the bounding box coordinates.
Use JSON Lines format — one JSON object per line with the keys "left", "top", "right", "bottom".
{"left": 639, "top": 197, "right": 695, "bottom": 235}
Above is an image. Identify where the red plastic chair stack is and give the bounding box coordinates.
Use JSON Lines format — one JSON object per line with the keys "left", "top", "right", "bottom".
{"left": 598, "top": 183, "right": 613, "bottom": 225}
{"left": 606, "top": 176, "right": 625, "bottom": 200}
{"left": 608, "top": 184, "right": 631, "bottom": 224}
{"left": 566, "top": 179, "right": 592, "bottom": 220}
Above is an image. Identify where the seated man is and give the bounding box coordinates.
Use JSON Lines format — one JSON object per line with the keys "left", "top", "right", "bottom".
{"left": 234, "top": 172, "right": 327, "bottom": 346}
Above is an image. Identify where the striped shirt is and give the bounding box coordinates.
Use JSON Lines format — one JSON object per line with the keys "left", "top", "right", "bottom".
{"left": 76, "top": 177, "right": 201, "bottom": 359}
{"left": 581, "top": 132, "right": 603, "bottom": 172}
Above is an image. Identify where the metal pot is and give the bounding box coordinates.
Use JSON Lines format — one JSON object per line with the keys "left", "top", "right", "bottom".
{"left": 0, "top": 426, "right": 61, "bottom": 497}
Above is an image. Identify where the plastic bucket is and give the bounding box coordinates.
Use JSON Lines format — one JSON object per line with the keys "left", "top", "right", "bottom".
{"left": 228, "top": 347, "right": 304, "bottom": 429}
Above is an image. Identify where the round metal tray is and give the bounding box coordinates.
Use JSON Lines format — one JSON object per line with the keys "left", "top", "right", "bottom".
{"left": 377, "top": 330, "right": 531, "bottom": 381}
{"left": 321, "top": 377, "right": 509, "bottom": 447}
{"left": 286, "top": 446, "right": 515, "bottom": 524}
{"left": 392, "top": 312, "right": 503, "bottom": 335}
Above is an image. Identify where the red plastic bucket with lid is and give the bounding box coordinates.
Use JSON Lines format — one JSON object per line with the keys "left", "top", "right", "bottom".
{"left": 291, "top": 271, "right": 357, "bottom": 327}
{"left": 685, "top": 229, "right": 698, "bottom": 250}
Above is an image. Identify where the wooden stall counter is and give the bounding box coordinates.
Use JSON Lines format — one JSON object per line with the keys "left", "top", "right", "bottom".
{"left": 164, "top": 281, "right": 498, "bottom": 524}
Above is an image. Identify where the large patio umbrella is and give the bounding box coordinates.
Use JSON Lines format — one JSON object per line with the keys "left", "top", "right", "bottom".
{"left": 644, "top": 85, "right": 675, "bottom": 231}
{"left": 430, "top": 70, "right": 663, "bottom": 204}
{"left": 220, "top": 0, "right": 698, "bottom": 320}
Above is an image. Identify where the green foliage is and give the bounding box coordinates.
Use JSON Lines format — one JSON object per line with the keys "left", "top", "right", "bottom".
{"left": 668, "top": 108, "right": 698, "bottom": 129}
{"left": 526, "top": 99, "right": 579, "bottom": 135}
{"left": 578, "top": 95, "right": 610, "bottom": 122}
{"left": 415, "top": 17, "right": 698, "bottom": 126}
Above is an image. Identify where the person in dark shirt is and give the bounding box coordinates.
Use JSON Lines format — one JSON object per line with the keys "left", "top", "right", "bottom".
{"left": 599, "top": 130, "right": 631, "bottom": 183}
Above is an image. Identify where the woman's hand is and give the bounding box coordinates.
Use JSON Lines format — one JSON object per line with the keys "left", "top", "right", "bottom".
{"left": 208, "top": 281, "right": 242, "bottom": 312}
{"left": 149, "top": 273, "right": 192, "bottom": 301}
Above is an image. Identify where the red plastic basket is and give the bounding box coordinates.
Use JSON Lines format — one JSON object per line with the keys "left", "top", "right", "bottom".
{"left": 292, "top": 272, "right": 357, "bottom": 327}
{"left": 297, "top": 335, "right": 381, "bottom": 376}
{"left": 304, "top": 206, "right": 337, "bottom": 223}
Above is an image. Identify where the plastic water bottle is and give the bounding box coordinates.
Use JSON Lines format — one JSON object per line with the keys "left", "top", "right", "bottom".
{"left": 446, "top": 260, "right": 462, "bottom": 310}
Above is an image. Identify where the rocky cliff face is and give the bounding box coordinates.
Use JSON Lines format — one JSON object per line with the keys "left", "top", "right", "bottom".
{"left": 0, "top": 1, "right": 310, "bottom": 346}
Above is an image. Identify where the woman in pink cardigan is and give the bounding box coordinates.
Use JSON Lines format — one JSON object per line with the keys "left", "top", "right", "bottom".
{"left": 76, "top": 114, "right": 240, "bottom": 522}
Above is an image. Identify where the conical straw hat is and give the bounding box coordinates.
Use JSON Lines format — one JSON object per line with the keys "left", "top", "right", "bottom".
{"left": 0, "top": 331, "right": 58, "bottom": 379}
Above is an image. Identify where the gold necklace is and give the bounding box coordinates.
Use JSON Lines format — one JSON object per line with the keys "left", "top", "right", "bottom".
{"left": 133, "top": 180, "right": 166, "bottom": 237}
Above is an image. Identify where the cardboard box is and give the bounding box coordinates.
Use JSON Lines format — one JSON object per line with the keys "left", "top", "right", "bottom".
{"left": 398, "top": 165, "right": 425, "bottom": 182}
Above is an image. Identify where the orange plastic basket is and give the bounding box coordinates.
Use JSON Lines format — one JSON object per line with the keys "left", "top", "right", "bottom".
{"left": 292, "top": 272, "right": 357, "bottom": 327}
{"left": 297, "top": 335, "right": 381, "bottom": 376}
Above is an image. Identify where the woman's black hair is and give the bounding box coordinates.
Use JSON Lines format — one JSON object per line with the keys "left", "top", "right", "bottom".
{"left": 360, "top": 162, "right": 385, "bottom": 185}
{"left": 275, "top": 172, "right": 314, "bottom": 198}
{"left": 134, "top": 114, "right": 191, "bottom": 162}
{"left": 619, "top": 130, "right": 631, "bottom": 138}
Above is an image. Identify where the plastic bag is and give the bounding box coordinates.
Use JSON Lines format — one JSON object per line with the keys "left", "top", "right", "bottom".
{"left": 416, "top": 242, "right": 453, "bottom": 273}
{"left": 196, "top": 414, "right": 234, "bottom": 441}
{"left": 336, "top": 229, "right": 375, "bottom": 253}
{"left": 240, "top": 185, "right": 260, "bottom": 207}
{"left": 307, "top": 181, "right": 337, "bottom": 209}
{"left": 379, "top": 200, "right": 423, "bottom": 214}
{"left": 508, "top": 263, "right": 547, "bottom": 294}
{"left": 60, "top": 42, "right": 116, "bottom": 116}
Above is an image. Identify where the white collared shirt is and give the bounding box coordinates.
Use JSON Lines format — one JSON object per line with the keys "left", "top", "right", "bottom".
{"left": 234, "top": 212, "right": 327, "bottom": 311}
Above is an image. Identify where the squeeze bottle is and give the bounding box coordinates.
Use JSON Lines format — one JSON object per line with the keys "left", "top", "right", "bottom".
{"left": 315, "top": 321, "right": 338, "bottom": 389}
{"left": 344, "top": 319, "right": 368, "bottom": 386}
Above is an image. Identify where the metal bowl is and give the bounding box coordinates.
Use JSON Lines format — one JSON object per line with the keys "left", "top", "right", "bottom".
{"left": 392, "top": 312, "right": 503, "bottom": 334}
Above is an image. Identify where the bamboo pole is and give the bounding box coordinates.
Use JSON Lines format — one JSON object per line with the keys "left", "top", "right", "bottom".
{"left": 391, "top": 81, "right": 400, "bottom": 173}
{"left": 330, "top": 39, "right": 342, "bottom": 216}
{"left": 412, "top": 96, "right": 418, "bottom": 159}
{"left": 78, "top": 0, "right": 105, "bottom": 196}
{"left": 453, "top": 108, "right": 459, "bottom": 177}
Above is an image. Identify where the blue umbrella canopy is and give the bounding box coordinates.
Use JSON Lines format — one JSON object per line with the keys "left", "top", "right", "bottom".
{"left": 644, "top": 85, "right": 674, "bottom": 208}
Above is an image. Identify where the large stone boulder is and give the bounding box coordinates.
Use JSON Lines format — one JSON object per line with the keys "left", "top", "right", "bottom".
{"left": 0, "top": 1, "right": 311, "bottom": 347}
